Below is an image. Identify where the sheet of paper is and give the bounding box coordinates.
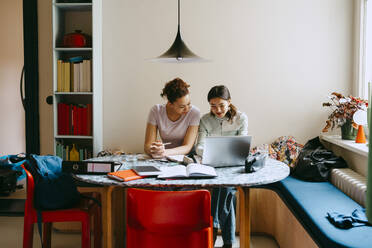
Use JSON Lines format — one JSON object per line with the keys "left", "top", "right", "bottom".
{"left": 166, "top": 155, "right": 184, "bottom": 163}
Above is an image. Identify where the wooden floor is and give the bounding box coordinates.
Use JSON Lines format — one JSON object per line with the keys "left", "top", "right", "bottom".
{"left": 0, "top": 216, "right": 279, "bottom": 248}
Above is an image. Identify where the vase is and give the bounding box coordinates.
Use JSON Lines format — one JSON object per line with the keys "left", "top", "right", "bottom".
{"left": 341, "top": 120, "right": 358, "bottom": 140}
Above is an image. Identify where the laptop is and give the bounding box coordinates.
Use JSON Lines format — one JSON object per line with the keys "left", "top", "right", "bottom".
{"left": 202, "top": 136, "right": 252, "bottom": 167}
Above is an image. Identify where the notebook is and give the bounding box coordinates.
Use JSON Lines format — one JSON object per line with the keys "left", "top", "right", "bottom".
{"left": 157, "top": 164, "right": 217, "bottom": 179}
{"left": 202, "top": 136, "right": 252, "bottom": 167}
{"left": 107, "top": 169, "right": 144, "bottom": 182}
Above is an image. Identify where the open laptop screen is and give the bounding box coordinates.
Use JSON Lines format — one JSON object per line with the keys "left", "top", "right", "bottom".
{"left": 202, "top": 136, "right": 252, "bottom": 167}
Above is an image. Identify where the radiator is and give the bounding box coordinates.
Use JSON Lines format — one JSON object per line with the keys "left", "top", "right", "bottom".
{"left": 330, "top": 168, "right": 366, "bottom": 207}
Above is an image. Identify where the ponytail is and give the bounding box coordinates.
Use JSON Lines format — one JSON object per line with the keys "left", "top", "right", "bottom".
{"left": 226, "top": 103, "right": 237, "bottom": 122}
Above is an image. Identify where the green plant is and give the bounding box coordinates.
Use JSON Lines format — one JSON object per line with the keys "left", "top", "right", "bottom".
{"left": 322, "top": 92, "right": 368, "bottom": 132}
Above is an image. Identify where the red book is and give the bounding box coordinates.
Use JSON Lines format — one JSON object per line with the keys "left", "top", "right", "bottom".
{"left": 59, "top": 103, "right": 70, "bottom": 135}
{"left": 68, "top": 104, "right": 72, "bottom": 135}
{"left": 107, "top": 169, "right": 144, "bottom": 182}
{"left": 86, "top": 103, "right": 92, "bottom": 136}
{"left": 81, "top": 105, "right": 88, "bottom": 135}
{"left": 75, "top": 106, "right": 80, "bottom": 135}
{"left": 72, "top": 105, "right": 78, "bottom": 135}
{"left": 57, "top": 103, "right": 64, "bottom": 135}
{"left": 77, "top": 106, "right": 83, "bottom": 135}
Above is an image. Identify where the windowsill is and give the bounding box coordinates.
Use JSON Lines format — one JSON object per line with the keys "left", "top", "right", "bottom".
{"left": 320, "top": 134, "right": 368, "bottom": 157}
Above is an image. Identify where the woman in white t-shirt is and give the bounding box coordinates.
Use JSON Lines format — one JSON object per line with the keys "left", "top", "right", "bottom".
{"left": 144, "top": 78, "right": 200, "bottom": 158}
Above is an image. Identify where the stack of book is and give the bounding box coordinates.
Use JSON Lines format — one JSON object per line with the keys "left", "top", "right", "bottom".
{"left": 56, "top": 142, "right": 92, "bottom": 161}
{"left": 57, "top": 59, "right": 92, "bottom": 92}
{"left": 57, "top": 103, "right": 92, "bottom": 135}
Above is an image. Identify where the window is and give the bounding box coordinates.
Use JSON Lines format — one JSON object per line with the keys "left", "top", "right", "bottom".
{"left": 356, "top": 0, "right": 372, "bottom": 100}
{"left": 365, "top": 1, "right": 372, "bottom": 100}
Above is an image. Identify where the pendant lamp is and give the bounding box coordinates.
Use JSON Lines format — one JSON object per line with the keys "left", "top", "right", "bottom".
{"left": 153, "top": 0, "right": 207, "bottom": 63}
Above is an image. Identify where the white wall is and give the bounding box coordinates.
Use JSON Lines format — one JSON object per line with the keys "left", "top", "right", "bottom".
{"left": 0, "top": 0, "right": 25, "bottom": 155}
{"left": 102, "top": 0, "right": 353, "bottom": 153}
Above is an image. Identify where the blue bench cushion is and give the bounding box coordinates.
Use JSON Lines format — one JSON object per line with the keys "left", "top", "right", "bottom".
{"left": 271, "top": 176, "right": 372, "bottom": 248}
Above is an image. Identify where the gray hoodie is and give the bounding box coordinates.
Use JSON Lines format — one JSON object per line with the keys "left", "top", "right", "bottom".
{"left": 195, "top": 111, "right": 248, "bottom": 156}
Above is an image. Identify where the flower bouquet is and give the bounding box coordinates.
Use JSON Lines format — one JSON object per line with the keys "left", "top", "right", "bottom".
{"left": 322, "top": 92, "right": 368, "bottom": 139}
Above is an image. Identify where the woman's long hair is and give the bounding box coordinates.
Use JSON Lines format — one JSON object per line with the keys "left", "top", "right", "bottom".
{"left": 207, "top": 85, "right": 237, "bottom": 122}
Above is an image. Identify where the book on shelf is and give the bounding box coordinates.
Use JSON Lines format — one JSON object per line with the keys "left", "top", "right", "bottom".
{"left": 56, "top": 142, "right": 92, "bottom": 161}
{"left": 107, "top": 169, "right": 144, "bottom": 182}
{"left": 56, "top": 59, "right": 91, "bottom": 92}
{"left": 64, "top": 62, "right": 70, "bottom": 92}
{"left": 72, "top": 62, "right": 80, "bottom": 92}
{"left": 157, "top": 164, "right": 217, "bottom": 179}
{"left": 57, "top": 103, "right": 92, "bottom": 136}
{"left": 57, "top": 60, "right": 63, "bottom": 92}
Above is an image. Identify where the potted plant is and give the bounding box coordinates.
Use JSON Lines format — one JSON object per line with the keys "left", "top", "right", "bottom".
{"left": 322, "top": 92, "right": 368, "bottom": 140}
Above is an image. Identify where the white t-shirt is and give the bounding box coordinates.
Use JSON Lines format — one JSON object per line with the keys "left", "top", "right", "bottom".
{"left": 147, "top": 104, "right": 200, "bottom": 148}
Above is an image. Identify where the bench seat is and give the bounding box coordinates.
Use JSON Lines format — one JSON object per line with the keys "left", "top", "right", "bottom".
{"left": 265, "top": 176, "right": 372, "bottom": 248}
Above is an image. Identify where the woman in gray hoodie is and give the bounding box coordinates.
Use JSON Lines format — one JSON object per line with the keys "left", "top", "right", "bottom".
{"left": 196, "top": 85, "right": 248, "bottom": 248}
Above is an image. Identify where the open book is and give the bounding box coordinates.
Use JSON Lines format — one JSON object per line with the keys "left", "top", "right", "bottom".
{"left": 157, "top": 164, "right": 217, "bottom": 179}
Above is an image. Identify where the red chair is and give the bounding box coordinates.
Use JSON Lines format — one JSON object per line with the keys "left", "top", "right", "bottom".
{"left": 127, "top": 188, "right": 213, "bottom": 248}
{"left": 22, "top": 164, "right": 102, "bottom": 248}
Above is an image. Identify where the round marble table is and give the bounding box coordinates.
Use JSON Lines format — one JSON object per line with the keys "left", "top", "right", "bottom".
{"left": 74, "top": 157, "right": 289, "bottom": 248}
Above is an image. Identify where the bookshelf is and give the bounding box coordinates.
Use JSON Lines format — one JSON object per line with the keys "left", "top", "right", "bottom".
{"left": 52, "top": 0, "right": 102, "bottom": 161}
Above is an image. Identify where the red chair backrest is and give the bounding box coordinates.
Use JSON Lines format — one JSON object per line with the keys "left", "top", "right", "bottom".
{"left": 21, "top": 164, "right": 36, "bottom": 215}
{"left": 127, "top": 188, "right": 211, "bottom": 234}
{"left": 127, "top": 188, "right": 212, "bottom": 248}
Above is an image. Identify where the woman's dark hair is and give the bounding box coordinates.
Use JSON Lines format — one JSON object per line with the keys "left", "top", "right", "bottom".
{"left": 207, "top": 85, "right": 237, "bottom": 121}
{"left": 160, "top": 78, "right": 190, "bottom": 103}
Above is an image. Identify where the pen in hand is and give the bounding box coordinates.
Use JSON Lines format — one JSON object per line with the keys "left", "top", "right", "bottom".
{"left": 151, "top": 142, "right": 171, "bottom": 147}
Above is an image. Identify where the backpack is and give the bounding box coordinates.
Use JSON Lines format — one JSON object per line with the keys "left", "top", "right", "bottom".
{"left": 25, "top": 155, "right": 83, "bottom": 248}
{"left": 25, "top": 154, "right": 81, "bottom": 210}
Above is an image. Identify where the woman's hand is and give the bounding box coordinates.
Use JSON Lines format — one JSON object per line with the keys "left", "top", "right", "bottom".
{"left": 150, "top": 141, "right": 166, "bottom": 158}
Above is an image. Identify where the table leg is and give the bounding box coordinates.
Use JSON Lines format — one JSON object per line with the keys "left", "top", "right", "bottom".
{"left": 113, "top": 187, "right": 126, "bottom": 248}
{"left": 104, "top": 186, "right": 115, "bottom": 248}
{"left": 238, "top": 187, "right": 251, "bottom": 248}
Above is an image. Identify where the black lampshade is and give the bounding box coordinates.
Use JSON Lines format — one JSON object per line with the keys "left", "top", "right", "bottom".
{"left": 153, "top": 0, "right": 207, "bottom": 63}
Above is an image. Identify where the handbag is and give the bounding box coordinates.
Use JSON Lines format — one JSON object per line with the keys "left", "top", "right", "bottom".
{"left": 291, "top": 137, "right": 347, "bottom": 181}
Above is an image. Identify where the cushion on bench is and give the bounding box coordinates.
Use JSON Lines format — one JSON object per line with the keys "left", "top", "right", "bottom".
{"left": 269, "top": 176, "right": 372, "bottom": 248}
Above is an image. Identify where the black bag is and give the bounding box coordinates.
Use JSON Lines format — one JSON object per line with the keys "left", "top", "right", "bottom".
{"left": 291, "top": 137, "right": 347, "bottom": 181}
{"left": 25, "top": 154, "right": 81, "bottom": 211}
{"left": 0, "top": 169, "right": 21, "bottom": 195}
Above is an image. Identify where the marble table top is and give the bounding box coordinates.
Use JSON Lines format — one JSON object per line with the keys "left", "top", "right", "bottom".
{"left": 74, "top": 155, "right": 290, "bottom": 188}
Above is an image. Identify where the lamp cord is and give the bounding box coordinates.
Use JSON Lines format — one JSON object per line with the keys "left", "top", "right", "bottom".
{"left": 178, "top": 0, "right": 180, "bottom": 30}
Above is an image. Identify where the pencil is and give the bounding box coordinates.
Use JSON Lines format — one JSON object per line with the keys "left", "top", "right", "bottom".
{"left": 150, "top": 142, "right": 172, "bottom": 148}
